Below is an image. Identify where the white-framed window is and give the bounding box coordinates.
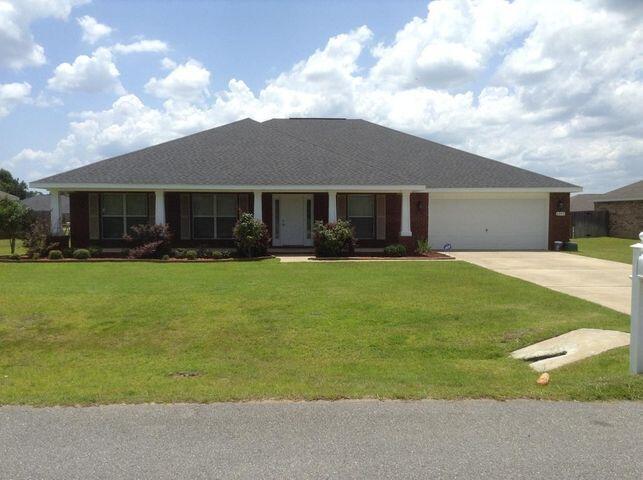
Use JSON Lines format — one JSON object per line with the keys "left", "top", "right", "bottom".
{"left": 347, "top": 194, "right": 375, "bottom": 239}
{"left": 192, "top": 193, "right": 238, "bottom": 239}
{"left": 100, "top": 193, "right": 149, "bottom": 239}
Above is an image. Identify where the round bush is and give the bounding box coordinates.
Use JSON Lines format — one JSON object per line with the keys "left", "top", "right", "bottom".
{"left": 313, "top": 220, "right": 356, "bottom": 257}
{"left": 185, "top": 249, "right": 198, "bottom": 260}
{"left": 161, "top": 254, "right": 170, "bottom": 261}
{"left": 48, "top": 249, "right": 63, "bottom": 260}
{"left": 383, "top": 244, "right": 407, "bottom": 257}
{"left": 73, "top": 248, "right": 91, "bottom": 260}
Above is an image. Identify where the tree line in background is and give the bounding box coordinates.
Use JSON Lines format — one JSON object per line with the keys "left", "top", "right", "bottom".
{"left": 0, "top": 169, "right": 37, "bottom": 200}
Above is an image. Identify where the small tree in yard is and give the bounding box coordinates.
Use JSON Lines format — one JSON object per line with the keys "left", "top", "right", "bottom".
{"left": 233, "top": 213, "right": 270, "bottom": 258}
{"left": 0, "top": 198, "right": 33, "bottom": 255}
{"left": 123, "top": 223, "right": 173, "bottom": 259}
{"left": 313, "top": 220, "right": 356, "bottom": 257}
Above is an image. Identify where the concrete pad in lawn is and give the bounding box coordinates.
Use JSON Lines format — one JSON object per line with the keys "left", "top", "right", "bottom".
{"left": 452, "top": 251, "right": 631, "bottom": 314}
{"left": 511, "top": 328, "right": 630, "bottom": 372}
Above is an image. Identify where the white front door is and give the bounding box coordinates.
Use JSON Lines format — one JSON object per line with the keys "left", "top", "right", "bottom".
{"left": 273, "top": 194, "right": 313, "bottom": 246}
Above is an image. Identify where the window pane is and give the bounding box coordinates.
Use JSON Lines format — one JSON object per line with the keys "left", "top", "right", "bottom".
{"left": 126, "top": 193, "right": 147, "bottom": 216}
{"left": 351, "top": 217, "right": 374, "bottom": 239}
{"left": 193, "top": 217, "right": 214, "bottom": 239}
{"left": 102, "top": 194, "right": 123, "bottom": 215}
{"left": 348, "top": 195, "right": 374, "bottom": 217}
{"left": 216, "top": 217, "right": 236, "bottom": 239}
{"left": 126, "top": 217, "right": 148, "bottom": 233}
{"left": 217, "top": 194, "right": 237, "bottom": 217}
{"left": 102, "top": 217, "right": 124, "bottom": 239}
{"left": 192, "top": 194, "right": 214, "bottom": 216}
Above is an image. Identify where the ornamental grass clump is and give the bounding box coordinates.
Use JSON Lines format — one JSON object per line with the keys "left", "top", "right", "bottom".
{"left": 233, "top": 213, "right": 270, "bottom": 258}
{"left": 313, "top": 220, "right": 356, "bottom": 257}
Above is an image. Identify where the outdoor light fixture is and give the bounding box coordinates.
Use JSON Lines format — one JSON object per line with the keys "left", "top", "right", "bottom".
{"left": 557, "top": 200, "right": 564, "bottom": 211}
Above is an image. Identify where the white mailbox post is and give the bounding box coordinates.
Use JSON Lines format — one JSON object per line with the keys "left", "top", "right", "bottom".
{"left": 630, "top": 232, "right": 643, "bottom": 374}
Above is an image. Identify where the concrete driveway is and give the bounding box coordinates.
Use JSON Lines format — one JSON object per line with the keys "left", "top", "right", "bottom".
{"left": 1, "top": 400, "right": 642, "bottom": 479}
{"left": 452, "top": 251, "right": 631, "bottom": 314}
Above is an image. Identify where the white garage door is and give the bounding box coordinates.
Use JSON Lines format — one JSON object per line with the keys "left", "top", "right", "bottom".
{"left": 428, "top": 192, "right": 549, "bottom": 250}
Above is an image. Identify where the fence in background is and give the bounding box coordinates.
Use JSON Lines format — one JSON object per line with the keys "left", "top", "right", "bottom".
{"left": 572, "top": 210, "right": 608, "bottom": 238}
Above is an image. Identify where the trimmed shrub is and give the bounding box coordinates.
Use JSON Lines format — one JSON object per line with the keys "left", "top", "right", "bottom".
{"left": 88, "top": 246, "right": 102, "bottom": 258}
{"left": 384, "top": 244, "right": 407, "bottom": 257}
{"left": 196, "top": 246, "right": 214, "bottom": 258}
{"left": 415, "top": 239, "right": 431, "bottom": 255}
{"left": 48, "top": 249, "right": 63, "bottom": 260}
{"left": 313, "top": 220, "right": 356, "bottom": 257}
{"left": 161, "top": 254, "right": 170, "bottom": 261}
{"left": 73, "top": 248, "right": 90, "bottom": 260}
{"left": 185, "top": 249, "right": 198, "bottom": 260}
{"left": 213, "top": 248, "right": 232, "bottom": 259}
{"left": 123, "top": 223, "right": 172, "bottom": 259}
{"left": 31, "top": 253, "right": 40, "bottom": 260}
{"left": 233, "top": 213, "right": 270, "bottom": 258}
{"left": 172, "top": 248, "right": 187, "bottom": 259}
{"left": 62, "top": 248, "right": 74, "bottom": 258}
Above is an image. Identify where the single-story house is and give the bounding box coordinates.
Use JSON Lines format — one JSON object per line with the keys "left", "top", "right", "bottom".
{"left": 593, "top": 180, "right": 643, "bottom": 238}
{"left": 21, "top": 194, "right": 70, "bottom": 226}
{"left": 30, "top": 118, "right": 580, "bottom": 251}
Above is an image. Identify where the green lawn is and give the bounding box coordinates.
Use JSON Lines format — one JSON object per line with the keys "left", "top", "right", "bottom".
{"left": 0, "top": 238, "right": 25, "bottom": 256}
{"left": 0, "top": 260, "right": 640, "bottom": 405}
{"left": 571, "top": 236, "right": 636, "bottom": 264}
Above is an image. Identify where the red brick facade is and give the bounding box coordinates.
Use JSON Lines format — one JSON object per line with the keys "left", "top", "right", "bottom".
{"left": 548, "top": 192, "right": 571, "bottom": 249}
{"left": 69, "top": 191, "right": 89, "bottom": 248}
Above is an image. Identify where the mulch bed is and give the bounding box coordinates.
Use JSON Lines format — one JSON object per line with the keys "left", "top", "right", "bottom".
{"left": 312, "top": 251, "right": 453, "bottom": 261}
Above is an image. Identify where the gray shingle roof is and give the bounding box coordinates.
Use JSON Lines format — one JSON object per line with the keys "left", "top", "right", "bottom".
{"left": 32, "top": 117, "right": 578, "bottom": 190}
{"left": 595, "top": 180, "right": 643, "bottom": 202}
{"left": 570, "top": 193, "right": 602, "bottom": 212}
{"left": 21, "top": 194, "right": 70, "bottom": 213}
{"left": 0, "top": 191, "right": 18, "bottom": 201}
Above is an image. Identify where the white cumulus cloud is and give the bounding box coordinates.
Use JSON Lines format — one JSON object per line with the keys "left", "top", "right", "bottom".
{"left": 0, "top": 0, "right": 87, "bottom": 69}
{"left": 47, "top": 47, "right": 124, "bottom": 94}
{"left": 111, "top": 39, "right": 168, "bottom": 55}
{"left": 77, "top": 15, "right": 111, "bottom": 44}
{"left": 0, "top": 81, "right": 31, "bottom": 117}
{"left": 144, "top": 59, "right": 211, "bottom": 102}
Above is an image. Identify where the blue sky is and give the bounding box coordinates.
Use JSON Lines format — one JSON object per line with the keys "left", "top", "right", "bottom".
{"left": 1, "top": 0, "right": 641, "bottom": 192}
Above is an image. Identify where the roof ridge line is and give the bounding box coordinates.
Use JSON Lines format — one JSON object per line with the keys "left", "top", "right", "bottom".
{"left": 261, "top": 121, "right": 417, "bottom": 186}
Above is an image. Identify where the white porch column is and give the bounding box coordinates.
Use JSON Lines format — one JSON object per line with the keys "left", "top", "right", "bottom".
{"left": 328, "top": 191, "right": 337, "bottom": 223}
{"left": 630, "top": 232, "right": 643, "bottom": 374}
{"left": 154, "top": 190, "right": 166, "bottom": 224}
{"left": 50, "top": 190, "right": 62, "bottom": 235}
{"left": 400, "top": 191, "right": 412, "bottom": 237}
{"left": 253, "top": 191, "right": 263, "bottom": 221}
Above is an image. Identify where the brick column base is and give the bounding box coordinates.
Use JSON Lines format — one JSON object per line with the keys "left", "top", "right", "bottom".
{"left": 399, "top": 235, "right": 415, "bottom": 254}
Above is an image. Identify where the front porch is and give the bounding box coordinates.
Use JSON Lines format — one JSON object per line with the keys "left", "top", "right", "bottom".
{"left": 53, "top": 189, "right": 428, "bottom": 250}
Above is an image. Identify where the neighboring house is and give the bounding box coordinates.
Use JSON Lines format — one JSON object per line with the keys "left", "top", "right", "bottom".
{"left": 570, "top": 193, "right": 603, "bottom": 213}
{"left": 30, "top": 118, "right": 579, "bottom": 251}
{"left": 0, "top": 191, "right": 19, "bottom": 202}
{"left": 21, "top": 194, "right": 70, "bottom": 225}
{"left": 594, "top": 180, "right": 643, "bottom": 239}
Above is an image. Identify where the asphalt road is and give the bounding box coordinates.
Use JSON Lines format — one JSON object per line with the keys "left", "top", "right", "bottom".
{"left": 1, "top": 400, "right": 641, "bottom": 479}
